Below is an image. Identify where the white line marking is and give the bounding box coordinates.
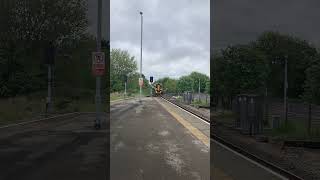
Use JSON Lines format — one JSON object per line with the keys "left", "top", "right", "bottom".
{"left": 160, "top": 97, "right": 210, "bottom": 125}
{"left": 212, "top": 139, "right": 288, "bottom": 180}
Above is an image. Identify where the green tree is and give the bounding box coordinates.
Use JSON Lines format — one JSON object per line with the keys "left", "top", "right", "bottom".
{"left": 0, "top": 0, "right": 88, "bottom": 97}
{"left": 177, "top": 75, "right": 193, "bottom": 93}
{"left": 255, "top": 31, "right": 317, "bottom": 98}
{"left": 110, "top": 49, "right": 137, "bottom": 92}
{"left": 156, "top": 77, "right": 177, "bottom": 93}
{"left": 215, "top": 44, "right": 269, "bottom": 98}
{"left": 302, "top": 55, "right": 320, "bottom": 104}
{"left": 188, "top": 72, "right": 210, "bottom": 93}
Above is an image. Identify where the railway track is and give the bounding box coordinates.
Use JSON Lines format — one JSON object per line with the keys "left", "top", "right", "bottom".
{"left": 160, "top": 95, "right": 304, "bottom": 180}
{"left": 160, "top": 95, "right": 210, "bottom": 123}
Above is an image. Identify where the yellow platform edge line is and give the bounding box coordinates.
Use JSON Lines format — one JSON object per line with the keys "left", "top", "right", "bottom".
{"left": 155, "top": 98, "right": 210, "bottom": 147}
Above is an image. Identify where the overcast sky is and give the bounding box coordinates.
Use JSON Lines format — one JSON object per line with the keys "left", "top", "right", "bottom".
{"left": 109, "top": 0, "right": 210, "bottom": 81}
{"left": 87, "top": 0, "right": 320, "bottom": 80}
{"left": 213, "top": 0, "right": 320, "bottom": 50}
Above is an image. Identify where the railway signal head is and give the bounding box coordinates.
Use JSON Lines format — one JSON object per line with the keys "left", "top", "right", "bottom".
{"left": 150, "top": 76, "right": 153, "bottom": 83}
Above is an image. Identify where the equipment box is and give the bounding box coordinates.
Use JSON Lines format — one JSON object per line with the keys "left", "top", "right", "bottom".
{"left": 236, "top": 94, "right": 263, "bottom": 135}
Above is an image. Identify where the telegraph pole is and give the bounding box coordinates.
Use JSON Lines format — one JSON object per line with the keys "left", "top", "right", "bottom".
{"left": 95, "top": 0, "right": 102, "bottom": 129}
{"left": 139, "top": 11, "right": 143, "bottom": 102}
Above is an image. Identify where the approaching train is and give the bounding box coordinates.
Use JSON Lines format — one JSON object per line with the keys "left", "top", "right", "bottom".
{"left": 153, "top": 83, "right": 163, "bottom": 96}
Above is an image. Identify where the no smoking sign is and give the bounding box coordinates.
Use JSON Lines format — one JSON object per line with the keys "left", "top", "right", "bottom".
{"left": 92, "top": 52, "right": 105, "bottom": 76}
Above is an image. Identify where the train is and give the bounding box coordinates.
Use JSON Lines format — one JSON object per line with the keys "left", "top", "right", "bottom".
{"left": 153, "top": 83, "right": 163, "bottom": 96}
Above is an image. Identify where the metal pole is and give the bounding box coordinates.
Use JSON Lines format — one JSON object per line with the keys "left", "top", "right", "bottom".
{"left": 139, "top": 11, "right": 143, "bottom": 102}
{"left": 308, "top": 103, "right": 311, "bottom": 135}
{"left": 47, "top": 65, "right": 52, "bottom": 113}
{"left": 198, "top": 79, "right": 200, "bottom": 101}
{"left": 95, "top": 0, "right": 102, "bottom": 129}
{"left": 150, "top": 82, "right": 152, "bottom": 96}
{"left": 284, "top": 56, "right": 288, "bottom": 124}
{"left": 124, "top": 82, "right": 127, "bottom": 99}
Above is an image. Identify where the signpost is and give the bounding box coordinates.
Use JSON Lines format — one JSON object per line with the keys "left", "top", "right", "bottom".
{"left": 92, "top": 52, "right": 105, "bottom": 76}
{"left": 139, "top": 78, "right": 144, "bottom": 87}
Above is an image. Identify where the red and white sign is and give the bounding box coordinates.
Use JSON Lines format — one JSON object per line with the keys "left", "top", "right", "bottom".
{"left": 139, "top": 78, "right": 144, "bottom": 87}
{"left": 92, "top": 52, "right": 105, "bottom": 76}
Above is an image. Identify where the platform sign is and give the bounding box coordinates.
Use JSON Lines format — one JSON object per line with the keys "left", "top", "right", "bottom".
{"left": 139, "top": 78, "right": 144, "bottom": 87}
{"left": 92, "top": 52, "right": 105, "bottom": 76}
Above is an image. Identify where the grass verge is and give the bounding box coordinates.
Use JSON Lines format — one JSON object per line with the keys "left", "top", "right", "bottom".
{"left": 0, "top": 91, "right": 108, "bottom": 126}
{"left": 271, "top": 121, "right": 320, "bottom": 140}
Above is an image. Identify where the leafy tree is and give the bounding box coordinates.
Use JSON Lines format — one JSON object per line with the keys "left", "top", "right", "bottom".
{"left": 0, "top": 0, "right": 88, "bottom": 97}
{"left": 156, "top": 72, "right": 210, "bottom": 94}
{"left": 188, "top": 72, "right": 210, "bottom": 93}
{"left": 156, "top": 77, "right": 177, "bottom": 93}
{"left": 177, "top": 75, "right": 194, "bottom": 93}
{"left": 255, "top": 31, "right": 317, "bottom": 98}
{"left": 215, "top": 44, "right": 269, "bottom": 98}
{"left": 9, "top": 0, "right": 88, "bottom": 45}
{"left": 302, "top": 55, "right": 320, "bottom": 104}
{"left": 110, "top": 49, "right": 137, "bottom": 92}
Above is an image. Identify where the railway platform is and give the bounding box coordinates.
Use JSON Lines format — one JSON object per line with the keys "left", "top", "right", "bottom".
{"left": 110, "top": 97, "right": 210, "bottom": 180}
{"left": 0, "top": 113, "right": 108, "bottom": 180}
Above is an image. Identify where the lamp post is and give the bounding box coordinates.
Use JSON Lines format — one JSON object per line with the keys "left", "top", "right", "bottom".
{"left": 139, "top": 11, "right": 143, "bottom": 102}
